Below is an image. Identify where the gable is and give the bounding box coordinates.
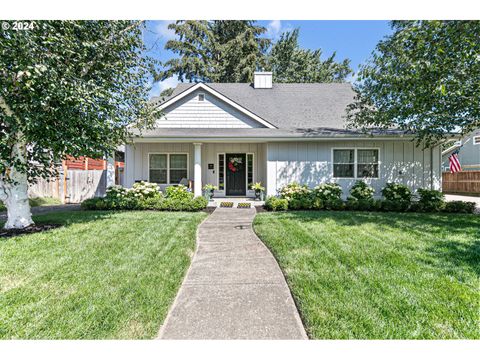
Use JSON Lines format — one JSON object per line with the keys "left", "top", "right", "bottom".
{"left": 156, "top": 88, "right": 268, "bottom": 129}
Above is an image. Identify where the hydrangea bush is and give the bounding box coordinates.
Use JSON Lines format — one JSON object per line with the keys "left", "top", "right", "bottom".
{"left": 381, "top": 183, "right": 412, "bottom": 202}
{"left": 279, "top": 182, "right": 310, "bottom": 201}
{"left": 164, "top": 185, "right": 193, "bottom": 201}
{"left": 312, "top": 183, "right": 342, "bottom": 202}
{"left": 348, "top": 180, "right": 375, "bottom": 201}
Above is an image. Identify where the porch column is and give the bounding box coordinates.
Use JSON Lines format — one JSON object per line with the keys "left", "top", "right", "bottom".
{"left": 106, "top": 154, "right": 116, "bottom": 188}
{"left": 193, "top": 143, "right": 202, "bottom": 197}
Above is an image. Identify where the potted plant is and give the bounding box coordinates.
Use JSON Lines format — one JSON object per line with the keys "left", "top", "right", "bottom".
{"left": 251, "top": 182, "right": 265, "bottom": 201}
{"left": 203, "top": 184, "right": 218, "bottom": 200}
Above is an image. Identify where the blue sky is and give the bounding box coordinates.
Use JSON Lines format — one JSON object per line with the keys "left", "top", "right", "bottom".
{"left": 144, "top": 20, "right": 393, "bottom": 97}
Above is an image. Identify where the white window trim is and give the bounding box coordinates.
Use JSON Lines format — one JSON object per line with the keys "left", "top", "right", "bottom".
{"left": 246, "top": 152, "right": 254, "bottom": 191}
{"left": 148, "top": 152, "right": 189, "bottom": 185}
{"left": 473, "top": 136, "right": 480, "bottom": 145}
{"left": 331, "top": 147, "right": 381, "bottom": 179}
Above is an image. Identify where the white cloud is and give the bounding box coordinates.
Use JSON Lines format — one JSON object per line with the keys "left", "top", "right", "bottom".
{"left": 154, "top": 20, "right": 177, "bottom": 41}
{"left": 148, "top": 76, "right": 179, "bottom": 98}
{"left": 267, "top": 20, "right": 282, "bottom": 39}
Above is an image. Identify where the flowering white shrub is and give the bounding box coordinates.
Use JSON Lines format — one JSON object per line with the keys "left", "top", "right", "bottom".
{"left": 106, "top": 181, "right": 161, "bottom": 201}
{"left": 279, "top": 182, "right": 310, "bottom": 201}
{"left": 313, "top": 183, "right": 343, "bottom": 202}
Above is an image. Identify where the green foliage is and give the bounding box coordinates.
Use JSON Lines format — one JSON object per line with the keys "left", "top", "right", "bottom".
{"left": 160, "top": 21, "right": 270, "bottom": 83}
{"left": 250, "top": 182, "right": 265, "bottom": 192}
{"left": 346, "top": 199, "right": 382, "bottom": 211}
{"left": 0, "top": 21, "right": 159, "bottom": 182}
{"left": 347, "top": 21, "right": 480, "bottom": 146}
{"left": 348, "top": 181, "right": 375, "bottom": 201}
{"left": 202, "top": 184, "right": 218, "bottom": 192}
{"left": 443, "top": 201, "right": 476, "bottom": 214}
{"left": 279, "top": 182, "right": 310, "bottom": 201}
{"left": 381, "top": 183, "right": 412, "bottom": 202}
{"left": 268, "top": 29, "right": 352, "bottom": 83}
{"left": 81, "top": 195, "right": 207, "bottom": 212}
{"left": 164, "top": 185, "right": 194, "bottom": 201}
{"left": 381, "top": 200, "right": 411, "bottom": 212}
{"left": 264, "top": 197, "right": 288, "bottom": 211}
{"left": 417, "top": 189, "right": 445, "bottom": 212}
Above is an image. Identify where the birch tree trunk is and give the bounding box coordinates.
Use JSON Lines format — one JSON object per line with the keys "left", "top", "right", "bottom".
{"left": 1, "top": 140, "right": 34, "bottom": 229}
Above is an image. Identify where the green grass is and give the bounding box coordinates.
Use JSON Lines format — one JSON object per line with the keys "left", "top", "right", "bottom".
{"left": 0, "top": 197, "right": 62, "bottom": 211}
{"left": 254, "top": 211, "right": 480, "bottom": 339}
{"left": 0, "top": 210, "right": 207, "bottom": 339}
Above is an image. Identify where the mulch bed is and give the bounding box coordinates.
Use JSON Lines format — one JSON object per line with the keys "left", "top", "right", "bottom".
{"left": 0, "top": 224, "right": 62, "bottom": 238}
{"left": 255, "top": 206, "right": 267, "bottom": 213}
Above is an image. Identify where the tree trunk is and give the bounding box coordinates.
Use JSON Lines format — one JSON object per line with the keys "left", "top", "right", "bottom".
{"left": 1, "top": 141, "right": 34, "bottom": 230}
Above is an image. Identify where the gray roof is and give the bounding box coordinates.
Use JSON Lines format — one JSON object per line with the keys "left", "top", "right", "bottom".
{"left": 151, "top": 82, "right": 356, "bottom": 130}
{"left": 133, "top": 127, "right": 411, "bottom": 139}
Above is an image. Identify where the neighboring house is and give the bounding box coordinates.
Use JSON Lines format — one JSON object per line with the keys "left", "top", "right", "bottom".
{"left": 442, "top": 129, "right": 480, "bottom": 172}
{"left": 125, "top": 72, "right": 442, "bottom": 198}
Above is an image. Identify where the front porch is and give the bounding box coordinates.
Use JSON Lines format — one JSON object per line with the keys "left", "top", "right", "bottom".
{"left": 124, "top": 142, "right": 268, "bottom": 198}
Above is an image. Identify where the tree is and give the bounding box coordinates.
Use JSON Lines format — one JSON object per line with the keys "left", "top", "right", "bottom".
{"left": 268, "top": 29, "right": 352, "bottom": 82}
{"left": 0, "top": 21, "right": 158, "bottom": 229}
{"left": 347, "top": 21, "right": 480, "bottom": 146}
{"left": 160, "top": 20, "right": 270, "bottom": 83}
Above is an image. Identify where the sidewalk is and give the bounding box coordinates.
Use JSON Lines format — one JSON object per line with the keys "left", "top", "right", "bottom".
{"left": 158, "top": 208, "right": 307, "bottom": 340}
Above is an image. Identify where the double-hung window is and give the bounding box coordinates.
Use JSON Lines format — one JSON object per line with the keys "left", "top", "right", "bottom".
{"left": 333, "top": 149, "right": 379, "bottom": 178}
{"left": 149, "top": 154, "right": 188, "bottom": 184}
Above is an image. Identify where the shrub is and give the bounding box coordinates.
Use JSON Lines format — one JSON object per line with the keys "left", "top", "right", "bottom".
{"left": 381, "top": 183, "right": 412, "bottom": 202}
{"left": 264, "top": 197, "right": 289, "bottom": 211}
{"left": 312, "top": 183, "right": 342, "bottom": 202}
{"left": 129, "top": 181, "right": 161, "bottom": 199}
{"left": 348, "top": 180, "right": 375, "bottom": 201}
{"left": 323, "top": 198, "right": 346, "bottom": 211}
{"left": 279, "top": 182, "right": 313, "bottom": 209}
{"left": 346, "top": 199, "right": 381, "bottom": 211}
{"left": 279, "top": 182, "right": 311, "bottom": 201}
{"left": 380, "top": 199, "right": 411, "bottom": 212}
{"left": 164, "top": 185, "right": 194, "bottom": 201}
{"left": 417, "top": 189, "right": 445, "bottom": 212}
{"left": 443, "top": 201, "right": 476, "bottom": 214}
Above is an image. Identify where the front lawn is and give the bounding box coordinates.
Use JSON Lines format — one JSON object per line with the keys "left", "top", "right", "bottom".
{"left": 254, "top": 211, "right": 480, "bottom": 339}
{"left": 0, "top": 210, "right": 207, "bottom": 339}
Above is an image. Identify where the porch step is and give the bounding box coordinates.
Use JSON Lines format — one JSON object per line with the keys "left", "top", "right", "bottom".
{"left": 207, "top": 197, "right": 265, "bottom": 208}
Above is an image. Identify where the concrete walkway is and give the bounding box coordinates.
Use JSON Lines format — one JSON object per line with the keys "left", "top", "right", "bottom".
{"left": 158, "top": 208, "right": 307, "bottom": 340}
{"left": 0, "top": 204, "right": 81, "bottom": 221}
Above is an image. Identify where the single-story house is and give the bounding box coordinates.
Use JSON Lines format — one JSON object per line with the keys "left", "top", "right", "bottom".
{"left": 125, "top": 72, "right": 442, "bottom": 198}
{"left": 442, "top": 129, "right": 480, "bottom": 172}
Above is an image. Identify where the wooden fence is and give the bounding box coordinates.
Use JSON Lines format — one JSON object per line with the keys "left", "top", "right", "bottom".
{"left": 442, "top": 171, "right": 480, "bottom": 195}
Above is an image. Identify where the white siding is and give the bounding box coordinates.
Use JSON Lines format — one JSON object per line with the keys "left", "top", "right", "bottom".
{"left": 156, "top": 89, "right": 265, "bottom": 129}
{"left": 266, "top": 140, "right": 442, "bottom": 197}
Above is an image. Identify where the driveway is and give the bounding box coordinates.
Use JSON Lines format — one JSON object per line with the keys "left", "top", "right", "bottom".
{"left": 0, "top": 204, "right": 81, "bottom": 221}
{"left": 158, "top": 207, "right": 307, "bottom": 340}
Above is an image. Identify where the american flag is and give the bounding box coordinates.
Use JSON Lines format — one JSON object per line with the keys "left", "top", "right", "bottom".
{"left": 449, "top": 149, "right": 462, "bottom": 173}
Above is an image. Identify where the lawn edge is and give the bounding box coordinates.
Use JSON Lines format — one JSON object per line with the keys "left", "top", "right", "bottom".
{"left": 252, "top": 212, "right": 310, "bottom": 340}
{"left": 155, "top": 210, "right": 210, "bottom": 339}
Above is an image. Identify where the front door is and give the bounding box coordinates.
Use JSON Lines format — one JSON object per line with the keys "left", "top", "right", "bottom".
{"left": 226, "top": 153, "right": 246, "bottom": 196}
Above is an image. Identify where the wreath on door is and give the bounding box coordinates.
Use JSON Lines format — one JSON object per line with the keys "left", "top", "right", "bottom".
{"left": 228, "top": 157, "right": 243, "bottom": 172}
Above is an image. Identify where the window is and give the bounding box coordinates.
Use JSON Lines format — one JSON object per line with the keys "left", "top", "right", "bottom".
{"left": 149, "top": 153, "right": 188, "bottom": 184}
{"left": 218, "top": 154, "right": 225, "bottom": 190}
{"left": 357, "top": 149, "right": 379, "bottom": 178}
{"left": 149, "top": 154, "right": 167, "bottom": 184}
{"left": 169, "top": 154, "right": 188, "bottom": 183}
{"left": 333, "top": 148, "right": 379, "bottom": 179}
{"left": 474, "top": 136, "right": 480, "bottom": 145}
{"left": 247, "top": 154, "right": 254, "bottom": 189}
{"left": 333, "top": 149, "right": 355, "bottom": 178}
{"left": 198, "top": 93, "right": 205, "bottom": 102}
